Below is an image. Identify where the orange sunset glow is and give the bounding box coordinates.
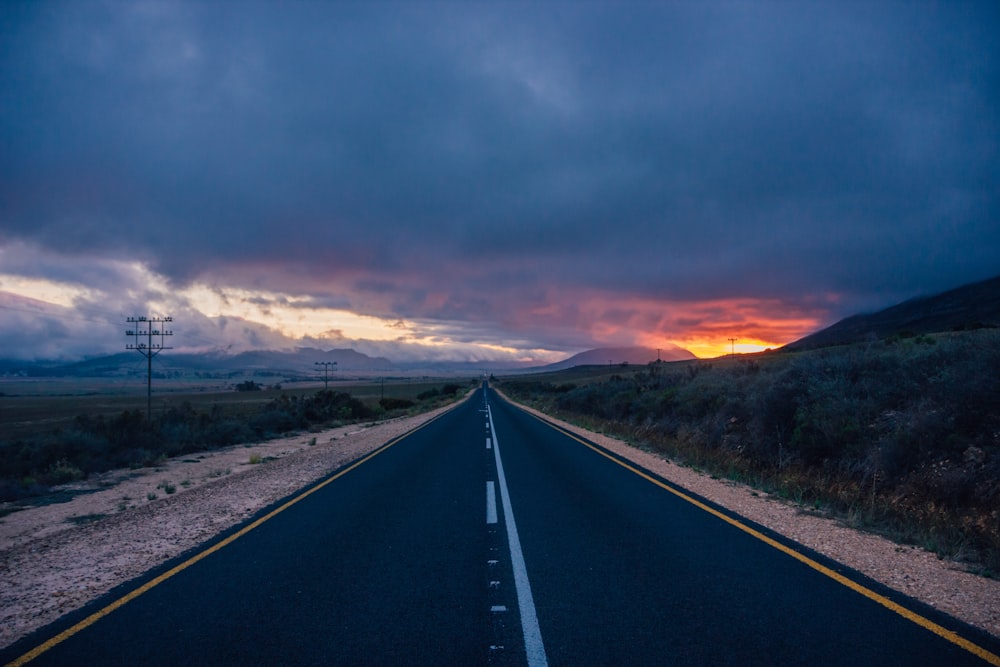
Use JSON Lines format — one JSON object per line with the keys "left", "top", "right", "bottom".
{"left": 566, "top": 292, "right": 827, "bottom": 359}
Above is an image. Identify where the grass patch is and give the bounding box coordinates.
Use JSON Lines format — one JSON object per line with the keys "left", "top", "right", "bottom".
{"left": 499, "top": 329, "right": 1000, "bottom": 571}
{"left": 66, "top": 513, "right": 106, "bottom": 525}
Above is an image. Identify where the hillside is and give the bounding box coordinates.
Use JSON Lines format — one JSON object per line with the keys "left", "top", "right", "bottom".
{"left": 537, "top": 345, "right": 695, "bottom": 371}
{"left": 787, "top": 275, "right": 1000, "bottom": 350}
{"left": 501, "top": 327, "right": 1000, "bottom": 570}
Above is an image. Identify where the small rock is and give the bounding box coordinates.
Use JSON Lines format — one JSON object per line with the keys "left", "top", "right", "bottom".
{"left": 962, "top": 446, "right": 986, "bottom": 466}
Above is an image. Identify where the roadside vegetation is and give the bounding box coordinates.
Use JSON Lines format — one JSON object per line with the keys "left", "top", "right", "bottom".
{"left": 0, "top": 381, "right": 470, "bottom": 503}
{"left": 500, "top": 329, "right": 1000, "bottom": 572}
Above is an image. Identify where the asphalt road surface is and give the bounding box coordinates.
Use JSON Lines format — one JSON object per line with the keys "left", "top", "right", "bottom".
{"left": 4, "top": 384, "right": 999, "bottom": 666}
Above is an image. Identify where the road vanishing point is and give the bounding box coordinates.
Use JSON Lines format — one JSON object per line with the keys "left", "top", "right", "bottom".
{"left": 3, "top": 384, "right": 999, "bottom": 666}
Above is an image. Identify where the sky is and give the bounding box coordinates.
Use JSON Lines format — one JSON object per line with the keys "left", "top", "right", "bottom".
{"left": 1, "top": 1, "right": 998, "bottom": 362}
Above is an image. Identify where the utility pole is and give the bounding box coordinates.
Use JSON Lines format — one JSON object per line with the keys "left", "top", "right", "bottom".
{"left": 126, "top": 316, "right": 173, "bottom": 422}
{"left": 315, "top": 361, "right": 337, "bottom": 389}
{"left": 728, "top": 337, "right": 737, "bottom": 357}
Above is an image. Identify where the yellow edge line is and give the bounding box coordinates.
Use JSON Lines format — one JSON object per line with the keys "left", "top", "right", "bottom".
{"left": 6, "top": 407, "right": 455, "bottom": 667}
{"left": 525, "top": 410, "right": 1000, "bottom": 666}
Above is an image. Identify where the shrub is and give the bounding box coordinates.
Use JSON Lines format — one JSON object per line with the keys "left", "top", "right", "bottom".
{"left": 201, "top": 418, "right": 255, "bottom": 447}
{"left": 250, "top": 409, "right": 301, "bottom": 438}
{"left": 43, "top": 459, "right": 85, "bottom": 485}
{"left": 0, "top": 388, "right": 379, "bottom": 502}
{"left": 502, "top": 330, "right": 1000, "bottom": 569}
{"left": 379, "top": 397, "right": 415, "bottom": 411}
{"left": 234, "top": 380, "right": 262, "bottom": 392}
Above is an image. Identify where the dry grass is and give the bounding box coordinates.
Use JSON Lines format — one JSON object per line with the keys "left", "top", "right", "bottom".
{"left": 500, "top": 329, "right": 1000, "bottom": 571}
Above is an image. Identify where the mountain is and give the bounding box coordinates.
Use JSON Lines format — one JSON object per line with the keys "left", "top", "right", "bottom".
{"left": 786, "top": 275, "right": 1000, "bottom": 351}
{"left": 219, "top": 348, "right": 393, "bottom": 372}
{"left": 536, "top": 345, "right": 695, "bottom": 371}
{"left": 395, "top": 359, "right": 538, "bottom": 373}
{"left": 0, "top": 348, "right": 395, "bottom": 378}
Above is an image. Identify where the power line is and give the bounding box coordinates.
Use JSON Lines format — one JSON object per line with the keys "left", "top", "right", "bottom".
{"left": 315, "top": 361, "right": 336, "bottom": 389}
{"left": 126, "top": 316, "right": 173, "bottom": 421}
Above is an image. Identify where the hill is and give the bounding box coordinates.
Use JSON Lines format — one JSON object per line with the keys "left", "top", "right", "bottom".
{"left": 786, "top": 275, "right": 1000, "bottom": 350}
{"left": 537, "top": 345, "right": 695, "bottom": 371}
{"left": 0, "top": 348, "right": 394, "bottom": 378}
{"left": 500, "top": 326, "right": 1000, "bottom": 570}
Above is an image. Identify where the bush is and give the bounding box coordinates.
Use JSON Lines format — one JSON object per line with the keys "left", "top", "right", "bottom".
{"left": 0, "top": 389, "right": 378, "bottom": 502}
{"left": 379, "top": 397, "right": 415, "bottom": 411}
{"left": 502, "top": 332, "right": 1000, "bottom": 569}
{"left": 234, "top": 380, "right": 261, "bottom": 392}
{"left": 201, "top": 418, "right": 255, "bottom": 447}
{"left": 44, "top": 458, "right": 85, "bottom": 485}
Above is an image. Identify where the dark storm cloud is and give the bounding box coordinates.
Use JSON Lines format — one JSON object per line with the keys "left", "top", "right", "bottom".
{"left": 1, "top": 1, "right": 998, "bottom": 353}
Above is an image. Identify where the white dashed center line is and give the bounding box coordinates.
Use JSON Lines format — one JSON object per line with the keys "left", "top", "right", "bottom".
{"left": 487, "top": 402, "right": 548, "bottom": 667}
{"left": 486, "top": 481, "right": 498, "bottom": 524}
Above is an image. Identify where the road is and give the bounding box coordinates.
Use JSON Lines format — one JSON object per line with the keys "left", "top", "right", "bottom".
{"left": 3, "top": 384, "right": 998, "bottom": 666}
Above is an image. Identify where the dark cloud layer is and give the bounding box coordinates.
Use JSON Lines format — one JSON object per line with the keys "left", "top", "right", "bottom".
{"left": 1, "top": 2, "right": 998, "bottom": 358}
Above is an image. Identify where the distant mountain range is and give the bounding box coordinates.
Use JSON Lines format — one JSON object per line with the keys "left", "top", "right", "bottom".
{"left": 0, "top": 348, "right": 394, "bottom": 378}
{"left": 533, "top": 345, "right": 695, "bottom": 371}
{"left": 786, "top": 274, "right": 1000, "bottom": 350}
{"left": 0, "top": 344, "right": 697, "bottom": 379}
{"left": 5, "top": 274, "right": 996, "bottom": 377}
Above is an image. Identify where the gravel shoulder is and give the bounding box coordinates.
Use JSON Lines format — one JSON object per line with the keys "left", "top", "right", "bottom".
{"left": 2, "top": 391, "right": 997, "bottom": 652}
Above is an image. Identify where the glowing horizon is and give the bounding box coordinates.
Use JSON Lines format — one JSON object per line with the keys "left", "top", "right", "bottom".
{"left": 0, "top": 270, "right": 824, "bottom": 363}
{"left": 671, "top": 338, "right": 787, "bottom": 359}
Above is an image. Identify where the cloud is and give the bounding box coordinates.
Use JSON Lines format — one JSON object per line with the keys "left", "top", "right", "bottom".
{"left": 1, "top": 2, "right": 998, "bottom": 361}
